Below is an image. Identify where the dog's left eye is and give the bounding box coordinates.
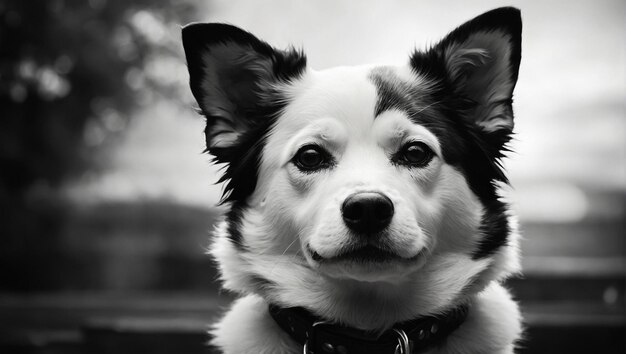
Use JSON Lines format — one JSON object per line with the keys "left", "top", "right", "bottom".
{"left": 293, "top": 145, "right": 332, "bottom": 171}
{"left": 395, "top": 142, "right": 434, "bottom": 167}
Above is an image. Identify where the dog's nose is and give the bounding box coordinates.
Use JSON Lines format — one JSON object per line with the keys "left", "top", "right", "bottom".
{"left": 341, "top": 192, "right": 394, "bottom": 234}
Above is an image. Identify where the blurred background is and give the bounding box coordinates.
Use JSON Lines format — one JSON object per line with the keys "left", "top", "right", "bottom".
{"left": 0, "top": 0, "right": 623, "bottom": 353}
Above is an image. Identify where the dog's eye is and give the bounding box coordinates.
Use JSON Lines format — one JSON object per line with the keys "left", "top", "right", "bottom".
{"left": 396, "top": 142, "right": 434, "bottom": 167}
{"left": 293, "top": 145, "right": 331, "bottom": 171}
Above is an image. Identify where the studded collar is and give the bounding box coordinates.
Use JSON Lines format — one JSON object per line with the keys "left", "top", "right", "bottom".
{"left": 269, "top": 303, "right": 469, "bottom": 354}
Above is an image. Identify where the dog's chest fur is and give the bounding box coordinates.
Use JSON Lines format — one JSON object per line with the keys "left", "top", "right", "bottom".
{"left": 183, "top": 7, "right": 524, "bottom": 354}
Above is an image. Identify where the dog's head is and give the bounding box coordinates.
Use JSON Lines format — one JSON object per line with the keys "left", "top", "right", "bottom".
{"left": 183, "top": 7, "right": 522, "bottom": 328}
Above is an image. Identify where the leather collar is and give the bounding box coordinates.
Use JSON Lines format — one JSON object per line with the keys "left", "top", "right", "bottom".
{"left": 269, "top": 303, "right": 469, "bottom": 354}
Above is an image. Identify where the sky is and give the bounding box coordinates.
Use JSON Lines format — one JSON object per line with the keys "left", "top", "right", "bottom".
{"left": 65, "top": 0, "right": 625, "bottom": 223}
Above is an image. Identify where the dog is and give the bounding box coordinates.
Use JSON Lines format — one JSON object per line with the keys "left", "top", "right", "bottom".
{"left": 183, "top": 6, "right": 523, "bottom": 354}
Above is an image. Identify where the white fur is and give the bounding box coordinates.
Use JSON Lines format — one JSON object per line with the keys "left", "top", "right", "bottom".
{"left": 208, "top": 63, "right": 522, "bottom": 353}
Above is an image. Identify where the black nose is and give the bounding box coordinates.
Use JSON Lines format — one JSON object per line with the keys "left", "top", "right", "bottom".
{"left": 341, "top": 192, "right": 394, "bottom": 234}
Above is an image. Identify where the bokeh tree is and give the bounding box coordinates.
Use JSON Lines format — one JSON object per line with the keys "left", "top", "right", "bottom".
{"left": 0, "top": 0, "right": 198, "bottom": 290}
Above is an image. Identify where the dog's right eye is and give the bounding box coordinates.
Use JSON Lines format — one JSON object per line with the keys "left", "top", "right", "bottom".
{"left": 293, "top": 145, "right": 331, "bottom": 172}
{"left": 394, "top": 141, "right": 434, "bottom": 167}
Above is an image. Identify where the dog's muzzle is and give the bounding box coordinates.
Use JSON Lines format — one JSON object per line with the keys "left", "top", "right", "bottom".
{"left": 341, "top": 192, "right": 394, "bottom": 234}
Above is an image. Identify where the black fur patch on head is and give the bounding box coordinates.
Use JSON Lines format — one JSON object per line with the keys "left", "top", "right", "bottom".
{"left": 370, "top": 68, "right": 508, "bottom": 197}
{"left": 369, "top": 67, "right": 511, "bottom": 259}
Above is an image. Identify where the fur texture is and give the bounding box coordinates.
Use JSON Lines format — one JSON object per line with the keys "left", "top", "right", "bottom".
{"left": 183, "top": 7, "right": 523, "bottom": 354}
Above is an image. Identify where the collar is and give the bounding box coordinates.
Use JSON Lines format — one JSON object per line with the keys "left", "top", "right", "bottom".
{"left": 269, "top": 303, "right": 469, "bottom": 354}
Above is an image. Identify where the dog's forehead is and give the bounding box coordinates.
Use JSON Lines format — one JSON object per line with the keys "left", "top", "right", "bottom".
{"left": 280, "top": 65, "right": 378, "bottom": 131}
{"left": 275, "top": 65, "right": 433, "bottom": 136}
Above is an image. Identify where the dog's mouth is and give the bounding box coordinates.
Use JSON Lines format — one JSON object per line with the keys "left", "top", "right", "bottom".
{"left": 309, "top": 245, "right": 419, "bottom": 263}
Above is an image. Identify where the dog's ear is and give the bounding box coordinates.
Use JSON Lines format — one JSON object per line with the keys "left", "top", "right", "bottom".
{"left": 412, "top": 7, "right": 521, "bottom": 136}
{"left": 182, "top": 23, "right": 306, "bottom": 153}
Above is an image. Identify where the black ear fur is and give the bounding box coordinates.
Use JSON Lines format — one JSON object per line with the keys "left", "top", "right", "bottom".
{"left": 182, "top": 23, "right": 307, "bottom": 204}
{"left": 182, "top": 23, "right": 306, "bottom": 153}
{"left": 411, "top": 7, "right": 521, "bottom": 144}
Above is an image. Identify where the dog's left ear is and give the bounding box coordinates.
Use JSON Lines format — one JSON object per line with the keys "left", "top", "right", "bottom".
{"left": 182, "top": 23, "right": 307, "bottom": 154}
{"left": 412, "top": 7, "right": 521, "bottom": 137}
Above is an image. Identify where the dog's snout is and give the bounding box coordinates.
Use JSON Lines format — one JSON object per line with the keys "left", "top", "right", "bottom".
{"left": 341, "top": 192, "right": 394, "bottom": 234}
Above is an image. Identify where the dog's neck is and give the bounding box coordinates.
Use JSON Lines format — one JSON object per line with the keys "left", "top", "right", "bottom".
{"left": 269, "top": 302, "right": 470, "bottom": 354}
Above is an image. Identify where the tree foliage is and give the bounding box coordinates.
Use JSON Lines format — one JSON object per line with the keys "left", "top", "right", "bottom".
{"left": 0, "top": 1, "right": 199, "bottom": 289}
{"left": 0, "top": 0, "right": 196, "bottom": 199}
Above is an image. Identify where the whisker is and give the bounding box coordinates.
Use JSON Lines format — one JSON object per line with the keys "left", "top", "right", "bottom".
{"left": 268, "top": 246, "right": 305, "bottom": 277}
{"left": 281, "top": 237, "right": 300, "bottom": 256}
{"left": 413, "top": 100, "right": 442, "bottom": 115}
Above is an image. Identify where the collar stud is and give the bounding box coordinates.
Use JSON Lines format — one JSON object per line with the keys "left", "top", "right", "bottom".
{"left": 322, "top": 342, "right": 334, "bottom": 352}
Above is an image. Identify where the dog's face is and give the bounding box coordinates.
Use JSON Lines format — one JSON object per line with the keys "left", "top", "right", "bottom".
{"left": 260, "top": 66, "right": 464, "bottom": 282}
{"left": 183, "top": 7, "right": 522, "bottom": 327}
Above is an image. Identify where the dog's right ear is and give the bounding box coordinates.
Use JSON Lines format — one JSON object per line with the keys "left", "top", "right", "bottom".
{"left": 410, "top": 7, "right": 521, "bottom": 140}
{"left": 182, "top": 23, "right": 306, "bottom": 154}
